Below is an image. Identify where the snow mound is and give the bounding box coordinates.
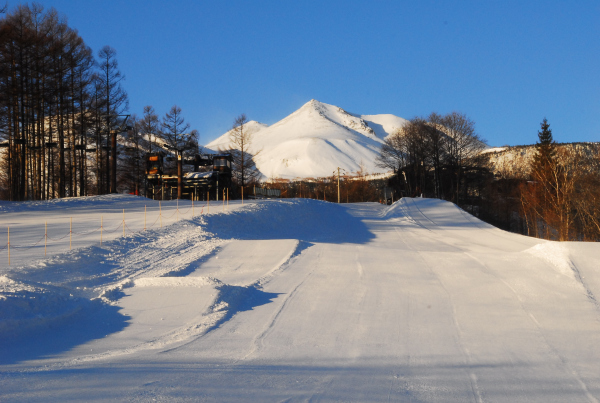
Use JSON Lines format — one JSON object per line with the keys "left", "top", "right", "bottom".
{"left": 132, "top": 276, "right": 218, "bottom": 288}
{"left": 201, "top": 198, "right": 374, "bottom": 244}
{"left": 384, "top": 197, "right": 494, "bottom": 230}
{"left": 0, "top": 277, "right": 95, "bottom": 337}
{"left": 525, "top": 242, "right": 577, "bottom": 280}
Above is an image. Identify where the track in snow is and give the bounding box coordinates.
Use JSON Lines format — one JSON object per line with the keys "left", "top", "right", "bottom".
{"left": 2, "top": 196, "right": 600, "bottom": 402}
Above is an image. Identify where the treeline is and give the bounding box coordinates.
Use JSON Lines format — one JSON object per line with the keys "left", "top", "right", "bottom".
{"left": 0, "top": 4, "right": 199, "bottom": 201}
{"left": 0, "top": 4, "right": 124, "bottom": 200}
{"left": 376, "top": 112, "right": 487, "bottom": 203}
{"left": 377, "top": 111, "right": 600, "bottom": 241}
{"left": 266, "top": 169, "right": 386, "bottom": 203}
{"left": 484, "top": 121, "right": 600, "bottom": 241}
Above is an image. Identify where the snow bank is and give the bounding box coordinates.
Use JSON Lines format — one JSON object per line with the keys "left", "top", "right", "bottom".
{"left": 525, "top": 242, "right": 577, "bottom": 280}
{"left": 0, "top": 193, "right": 144, "bottom": 214}
{"left": 201, "top": 198, "right": 374, "bottom": 244}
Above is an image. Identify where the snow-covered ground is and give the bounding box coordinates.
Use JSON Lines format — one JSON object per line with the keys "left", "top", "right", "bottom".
{"left": 2, "top": 195, "right": 600, "bottom": 402}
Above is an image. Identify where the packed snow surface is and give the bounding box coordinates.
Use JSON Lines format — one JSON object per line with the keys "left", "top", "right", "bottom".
{"left": 206, "top": 100, "right": 408, "bottom": 179}
{"left": 2, "top": 195, "right": 600, "bottom": 402}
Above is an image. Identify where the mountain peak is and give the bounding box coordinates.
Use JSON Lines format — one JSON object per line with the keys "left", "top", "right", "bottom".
{"left": 206, "top": 101, "right": 408, "bottom": 179}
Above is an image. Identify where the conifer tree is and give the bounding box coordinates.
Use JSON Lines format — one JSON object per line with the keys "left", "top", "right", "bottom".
{"left": 522, "top": 118, "right": 574, "bottom": 239}
{"left": 532, "top": 118, "right": 556, "bottom": 172}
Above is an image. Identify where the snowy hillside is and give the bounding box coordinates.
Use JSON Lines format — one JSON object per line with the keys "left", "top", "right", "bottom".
{"left": 206, "top": 100, "right": 408, "bottom": 179}
{"left": 2, "top": 195, "right": 600, "bottom": 401}
{"left": 484, "top": 142, "right": 600, "bottom": 178}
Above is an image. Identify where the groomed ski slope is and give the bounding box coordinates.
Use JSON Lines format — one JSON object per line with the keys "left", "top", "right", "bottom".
{"left": 2, "top": 195, "right": 600, "bottom": 402}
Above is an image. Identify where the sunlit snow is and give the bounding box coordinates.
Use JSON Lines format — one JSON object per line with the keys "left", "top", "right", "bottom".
{"left": 206, "top": 100, "right": 408, "bottom": 180}
{"left": 1, "top": 195, "right": 600, "bottom": 402}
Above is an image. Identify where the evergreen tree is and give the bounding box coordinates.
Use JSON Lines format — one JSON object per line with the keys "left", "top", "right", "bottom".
{"left": 525, "top": 118, "right": 569, "bottom": 239}
{"left": 532, "top": 118, "right": 556, "bottom": 171}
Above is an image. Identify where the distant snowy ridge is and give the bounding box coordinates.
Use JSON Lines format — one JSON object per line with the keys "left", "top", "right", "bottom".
{"left": 483, "top": 142, "right": 600, "bottom": 178}
{"left": 205, "top": 100, "right": 408, "bottom": 180}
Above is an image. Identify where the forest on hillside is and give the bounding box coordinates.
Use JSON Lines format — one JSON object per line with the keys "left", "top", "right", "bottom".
{"left": 370, "top": 114, "right": 600, "bottom": 241}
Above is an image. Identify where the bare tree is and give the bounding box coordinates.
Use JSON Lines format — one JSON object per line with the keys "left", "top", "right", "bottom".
{"left": 122, "top": 114, "right": 145, "bottom": 195}
{"left": 97, "top": 45, "right": 128, "bottom": 193}
{"left": 377, "top": 112, "right": 485, "bottom": 200}
{"left": 227, "top": 114, "right": 261, "bottom": 190}
{"left": 375, "top": 128, "right": 408, "bottom": 172}
{"left": 0, "top": 4, "right": 97, "bottom": 200}
{"left": 442, "top": 112, "right": 486, "bottom": 201}
{"left": 140, "top": 105, "right": 159, "bottom": 153}
{"left": 161, "top": 105, "right": 194, "bottom": 198}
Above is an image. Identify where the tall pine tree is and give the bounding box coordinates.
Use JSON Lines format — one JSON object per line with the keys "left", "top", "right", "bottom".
{"left": 532, "top": 118, "right": 556, "bottom": 172}
{"left": 523, "top": 118, "right": 572, "bottom": 239}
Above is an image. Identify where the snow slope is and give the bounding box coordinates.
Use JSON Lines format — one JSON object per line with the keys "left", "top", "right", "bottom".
{"left": 2, "top": 195, "right": 600, "bottom": 402}
{"left": 206, "top": 100, "right": 408, "bottom": 179}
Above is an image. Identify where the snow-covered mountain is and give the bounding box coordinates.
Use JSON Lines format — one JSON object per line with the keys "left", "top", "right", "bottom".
{"left": 205, "top": 100, "right": 408, "bottom": 179}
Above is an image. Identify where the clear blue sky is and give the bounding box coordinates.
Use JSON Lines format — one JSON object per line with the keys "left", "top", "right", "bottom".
{"left": 18, "top": 0, "right": 600, "bottom": 147}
